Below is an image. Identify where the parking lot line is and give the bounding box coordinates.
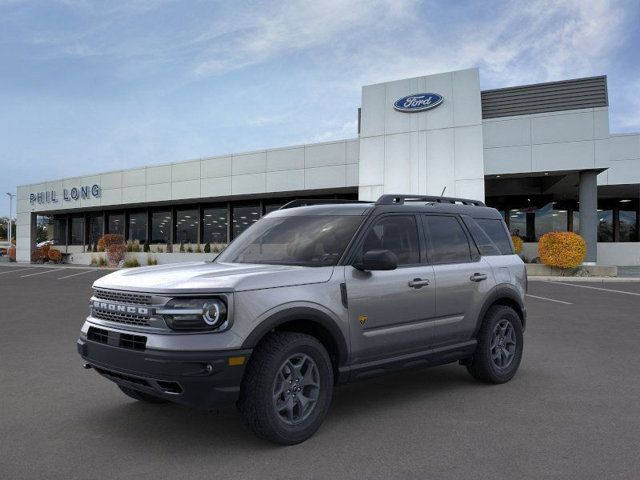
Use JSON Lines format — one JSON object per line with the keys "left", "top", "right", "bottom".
{"left": 526, "top": 294, "right": 573, "bottom": 305}
{"left": 58, "top": 270, "right": 96, "bottom": 280}
{"left": 20, "top": 269, "right": 65, "bottom": 278}
{"left": 0, "top": 267, "right": 34, "bottom": 275}
{"left": 552, "top": 281, "right": 640, "bottom": 297}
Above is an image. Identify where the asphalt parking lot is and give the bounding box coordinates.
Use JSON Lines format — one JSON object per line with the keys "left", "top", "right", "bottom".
{"left": 1, "top": 264, "right": 639, "bottom": 480}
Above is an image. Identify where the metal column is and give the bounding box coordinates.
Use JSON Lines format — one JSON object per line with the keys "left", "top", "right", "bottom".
{"left": 579, "top": 170, "right": 598, "bottom": 264}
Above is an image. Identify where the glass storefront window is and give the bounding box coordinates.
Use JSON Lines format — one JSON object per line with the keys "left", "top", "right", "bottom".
{"left": 87, "top": 213, "right": 103, "bottom": 246}
{"left": 534, "top": 203, "right": 568, "bottom": 240}
{"left": 128, "top": 211, "right": 147, "bottom": 243}
{"left": 151, "top": 210, "right": 171, "bottom": 244}
{"left": 53, "top": 217, "right": 67, "bottom": 245}
{"left": 508, "top": 209, "right": 526, "bottom": 239}
{"left": 107, "top": 213, "right": 125, "bottom": 236}
{"left": 597, "top": 209, "right": 613, "bottom": 242}
{"left": 619, "top": 203, "right": 638, "bottom": 242}
{"left": 203, "top": 207, "right": 228, "bottom": 244}
{"left": 36, "top": 216, "right": 54, "bottom": 244}
{"left": 70, "top": 215, "right": 84, "bottom": 245}
{"left": 233, "top": 204, "right": 261, "bottom": 238}
{"left": 176, "top": 208, "right": 198, "bottom": 244}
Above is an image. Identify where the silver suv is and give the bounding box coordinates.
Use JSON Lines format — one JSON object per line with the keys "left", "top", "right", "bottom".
{"left": 77, "top": 194, "right": 527, "bottom": 444}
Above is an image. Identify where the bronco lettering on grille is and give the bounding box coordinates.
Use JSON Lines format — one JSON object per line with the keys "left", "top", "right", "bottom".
{"left": 92, "top": 300, "right": 150, "bottom": 316}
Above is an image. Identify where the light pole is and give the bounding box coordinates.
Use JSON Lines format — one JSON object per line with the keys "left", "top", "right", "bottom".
{"left": 6, "top": 192, "right": 15, "bottom": 243}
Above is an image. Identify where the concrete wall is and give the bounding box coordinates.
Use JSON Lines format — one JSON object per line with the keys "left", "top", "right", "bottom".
{"left": 597, "top": 133, "right": 640, "bottom": 186}
{"left": 483, "top": 107, "right": 610, "bottom": 175}
{"left": 358, "top": 68, "right": 485, "bottom": 201}
{"left": 520, "top": 242, "right": 640, "bottom": 266}
{"left": 16, "top": 139, "right": 359, "bottom": 261}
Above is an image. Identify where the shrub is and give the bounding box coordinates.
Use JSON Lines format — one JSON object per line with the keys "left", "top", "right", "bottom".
{"left": 166, "top": 243, "right": 173, "bottom": 253}
{"left": 511, "top": 235, "right": 524, "bottom": 254}
{"left": 90, "top": 256, "right": 97, "bottom": 266}
{"left": 123, "top": 258, "right": 140, "bottom": 268}
{"left": 538, "top": 232, "right": 586, "bottom": 269}
{"left": 186, "top": 244, "right": 193, "bottom": 253}
{"left": 143, "top": 242, "right": 150, "bottom": 253}
{"left": 97, "top": 234, "right": 124, "bottom": 252}
{"left": 92, "top": 243, "right": 98, "bottom": 253}
{"left": 212, "top": 243, "right": 226, "bottom": 253}
{"left": 179, "top": 242, "right": 185, "bottom": 253}
{"left": 204, "top": 242, "right": 211, "bottom": 253}
{"left": 126, "top": 241, "right": 133, "bottom": 252}
{"left": 48, "top": 248, "right": 62, "bottom": 263}
{"left": 132, "top": 241, "right": 141, "bottom": 252}
{"left": 106, "top": 244, "right": 127, "bottom": 267}
{"left": 41, "top": 244, "right": 51, "bottom": 261}
{"left": 147, "top": 255, "right": 158, "bottom": 266}
{"left": 195, "top": 244, "right": 202, "bottom": 253}
{"left": 8, "top": 246, "right": 16, "bottom": 261}
{"left": 98, "top": 256, "right": 107, "bottom": 267}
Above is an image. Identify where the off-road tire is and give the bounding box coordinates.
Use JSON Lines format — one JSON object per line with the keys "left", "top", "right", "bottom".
{"left": 466, "top": 305, "right": 523, "bottom": 384}
{"left": 238, "top": 331, "right": 333, "bottom": 445}
{"left": 118, "top": 385, "right": 169, "bottom": 403}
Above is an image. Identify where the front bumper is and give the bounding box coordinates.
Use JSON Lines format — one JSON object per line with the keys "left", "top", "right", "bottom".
{"left": 77, "top": 337, "right": 252, "bottom": 410}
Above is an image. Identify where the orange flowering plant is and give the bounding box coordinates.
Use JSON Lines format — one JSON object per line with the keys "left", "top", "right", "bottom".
{"left": 511, "top": 235, "right": 524, "bottom": 254}
{"left": 538, "top": 232, "right": 586, "bottom": 269}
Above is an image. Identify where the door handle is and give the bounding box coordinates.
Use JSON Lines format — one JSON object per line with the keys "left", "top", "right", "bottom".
{"left": 470, "top": 273, "right": 487, "bottom": 282}
{"left": 408, "top": 278, "right": 430, "bottom": 288}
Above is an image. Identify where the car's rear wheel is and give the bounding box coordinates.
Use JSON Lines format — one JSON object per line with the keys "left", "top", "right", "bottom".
{"left": 238, "top": 331, "right": 333, "bottom": 445}
{"left": 118, "top": 385, "right": 169, "bottom": 403}
{"left": 466, "top": 305, "right": 523, "bottom": 384}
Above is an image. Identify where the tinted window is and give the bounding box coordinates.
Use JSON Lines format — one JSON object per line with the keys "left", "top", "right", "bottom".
{"left": 203, "top": 207, "right": 228, "bottom": 244}
{"left": 128, "top": 211, "right": 147, "bottom": 243}
{"left": 423, "top": 215, "right": 471, "bottom": 264}
{"left": 475, "top": 218, "right": 513, "bottom": 255}
{"left": 87, "top": 213, "right": 103, "bottom": 246}
{"left": 218, "top": 215, "right": 363, "bottom": 267}
{"left": 107, "top": 213, "right": 125, "bottom": 235}
{"left": 360, "top": 215, "right": 420, "bottom": 266}
{"left": 176, "top": 208, "right": 198, "bottom": 244}
{"left": 70, "top": 215, "right": 84, "bottom": 245}
{"left": 151, "top": 210, "right": 171, "bottom": 244}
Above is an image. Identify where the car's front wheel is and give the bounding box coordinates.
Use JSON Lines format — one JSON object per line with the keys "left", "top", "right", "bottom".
{"left": 238, "top": 331, "right": 333, "bottom": 445}
{"left": 466, "top": 305, "right": 524, "bottom": 384}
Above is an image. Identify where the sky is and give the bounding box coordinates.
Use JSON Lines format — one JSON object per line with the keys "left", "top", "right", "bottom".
{"left": 1, "top": 0, "right": 639, "bottom": 216}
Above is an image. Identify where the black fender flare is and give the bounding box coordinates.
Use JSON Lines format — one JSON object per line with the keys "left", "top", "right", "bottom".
{"left": 473, "top": 284, "right": 527, "bottom": 336}
{"left": 241, "top": 306, "right": 349, "bottom": 366}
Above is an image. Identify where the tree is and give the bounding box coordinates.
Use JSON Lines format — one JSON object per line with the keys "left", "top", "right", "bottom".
{"left": 0, "top": 217, "right": 16, "bottom": 241}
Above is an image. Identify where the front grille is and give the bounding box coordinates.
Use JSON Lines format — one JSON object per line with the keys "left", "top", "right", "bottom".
{"left": 87, "top": 326, "right": 109, "bottom": 344}
{"left": 87, "top": 326, "right": 147, "bottom": 351}
{"left": 119, "top": 333, "right": 147, "bottom": 351}
{"left": 92, "top": 309, "right": 151, "bottom": 327}
{"left": 94, "top": 289, "right": 152, "bottom": 305}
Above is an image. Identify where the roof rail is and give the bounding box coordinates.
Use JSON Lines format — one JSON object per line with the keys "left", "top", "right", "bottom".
{"left": 279, "top": 199, "right": 371, "bottom": 210}
{"left": 375, "top": 194, "right": 486, "bottom": 207}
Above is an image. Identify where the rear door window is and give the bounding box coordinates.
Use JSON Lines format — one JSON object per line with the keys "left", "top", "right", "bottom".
{"left": 422, "top": 215, "right": 472, "bottom": 264}
{"left": 475, "top": 218, "right": 514, "bottom": 255}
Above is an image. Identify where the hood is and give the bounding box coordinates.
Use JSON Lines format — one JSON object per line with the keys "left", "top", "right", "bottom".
{"left": 93, "top": 261, "right": 334, "bottom": 294}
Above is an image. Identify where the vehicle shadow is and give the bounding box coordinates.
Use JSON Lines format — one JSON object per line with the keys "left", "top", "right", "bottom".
{"left": 78, "top": 363, "right": 486, "bottom": 450}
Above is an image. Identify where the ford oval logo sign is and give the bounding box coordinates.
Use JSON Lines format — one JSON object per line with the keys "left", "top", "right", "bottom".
{"left": 393, "top": 93, "right": 443, "bottom": 112}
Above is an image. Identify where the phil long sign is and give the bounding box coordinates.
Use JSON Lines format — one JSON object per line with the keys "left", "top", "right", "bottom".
{"left": 393, "top": 93, "right": 443, "bottom": 112}
{"left": 30, "top": 184, "right": 101, "bottom": 204}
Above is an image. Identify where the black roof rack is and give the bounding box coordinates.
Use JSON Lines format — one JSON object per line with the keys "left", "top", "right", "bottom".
{"left": 279, "top": 199, "right": 371, "bottom": 210}
{"left": 375, "top": 194, "right": 485, "bottom": 207}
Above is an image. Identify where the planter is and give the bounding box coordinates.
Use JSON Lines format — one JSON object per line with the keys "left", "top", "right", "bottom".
{"left": 67, "top": 251, "right": 217, "bottom": 266}
{"left": 525, "top": 264, "right": 618, "bottom": 277}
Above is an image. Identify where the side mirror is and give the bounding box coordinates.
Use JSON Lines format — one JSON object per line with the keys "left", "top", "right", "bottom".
{"left": 355, "top": 249, "right": 398, "bottom": 271}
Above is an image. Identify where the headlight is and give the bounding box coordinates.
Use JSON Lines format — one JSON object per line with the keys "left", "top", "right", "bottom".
{"left": 158, "top": 298, "right": 228, "bottom": 331}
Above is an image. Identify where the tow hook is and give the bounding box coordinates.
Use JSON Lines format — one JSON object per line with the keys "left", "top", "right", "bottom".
{"left": 82, "top": 363, "right": 92, "bottom": 370}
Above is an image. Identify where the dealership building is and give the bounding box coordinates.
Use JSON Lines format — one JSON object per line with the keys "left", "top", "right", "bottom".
{"left": 15, "top": 68, "right": 640, "bottom": 265}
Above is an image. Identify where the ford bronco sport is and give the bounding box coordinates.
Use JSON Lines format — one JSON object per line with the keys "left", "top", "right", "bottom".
{"left": 77, "top": 194, "right": 527, "bottom": 445}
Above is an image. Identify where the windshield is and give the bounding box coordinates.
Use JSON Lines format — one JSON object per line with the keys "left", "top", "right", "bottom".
{"left": 216, "top": 215, "right": 364, "bottom": 267}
